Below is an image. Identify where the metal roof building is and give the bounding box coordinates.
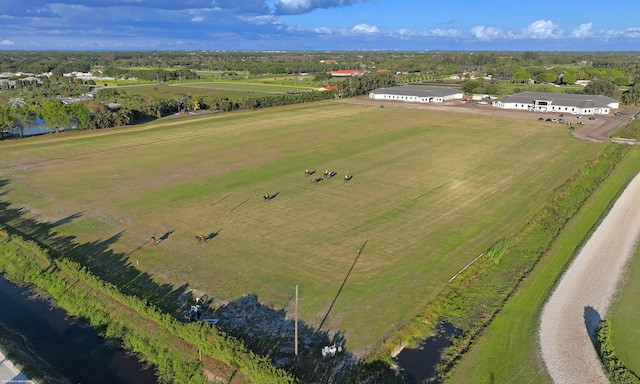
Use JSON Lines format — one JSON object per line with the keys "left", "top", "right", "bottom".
{"left": 369, "top": 85, "right": 464, "bottom": 103}
{"left": 492, "top": 92, "right": 619, "bottom": 115}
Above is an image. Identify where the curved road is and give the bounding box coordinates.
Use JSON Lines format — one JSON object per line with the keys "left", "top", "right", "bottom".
{"left": 571, "top": 107, "right": 638, "bottom": 143}
{"left": 539, "top": 172, "right": 640, "bottom": 383}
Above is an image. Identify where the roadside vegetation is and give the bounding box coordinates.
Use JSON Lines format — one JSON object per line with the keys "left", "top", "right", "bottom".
{"left": 446, "top": 146, "right": 640, "bottom": 382}
{"left": 599, "top": 152, "right": 640, "bottom": 383}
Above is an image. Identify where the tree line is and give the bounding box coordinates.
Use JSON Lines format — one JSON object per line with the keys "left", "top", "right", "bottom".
{"left": 1, "top": 71, "right": 399, "bottom": 137}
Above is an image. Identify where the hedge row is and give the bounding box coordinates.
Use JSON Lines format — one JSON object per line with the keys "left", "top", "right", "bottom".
{"left": 374, "top": 142, "right": 630, "bottom": 379}
{"left": 0, "top": 230, "right": 296, "bottom": 384}
{"left": 595, "top": 320, "right": 640, "bottom": 383}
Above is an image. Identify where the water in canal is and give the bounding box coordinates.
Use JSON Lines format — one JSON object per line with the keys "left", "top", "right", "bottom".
{"left": 0, "top": 275, "right": 158, "bottom": 384}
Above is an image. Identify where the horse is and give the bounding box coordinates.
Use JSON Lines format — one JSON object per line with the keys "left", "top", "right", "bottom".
{"left": 311, "top": 177, "right": 322, "bottom": 183}
{"left": 263, "top": 194, "right": 271, "bottom": 201}
{"left": 304, "top": 169, "right": 315, "bottom": 176}
{"left": 196, "top": 234, "right": 206, "bottom": 243}
{"left": 150, "top": 235, "right": 157, "bottom": 244}
{"left": 343, "top": 175, "right": 352, "bottom": 182}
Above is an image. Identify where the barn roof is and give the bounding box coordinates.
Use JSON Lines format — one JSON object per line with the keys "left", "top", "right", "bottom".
{"left": 370, "top": 85, "right": 462, "bottom": 98}
{"left": 495, "top": 92, "right": 618, "bottom": 108}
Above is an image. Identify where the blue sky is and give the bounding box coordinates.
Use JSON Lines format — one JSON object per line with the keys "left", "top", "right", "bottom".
{"left": 1, "top": 0, "right": 639, "bottom": 51}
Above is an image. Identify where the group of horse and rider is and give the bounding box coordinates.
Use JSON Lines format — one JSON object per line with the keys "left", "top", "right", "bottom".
{"left": 150, "top": 232, "right": 206, "bottom": 245}
{"left": 149, "top": 168, "right": 354, "bottom": 245}
{"left": 305, "top": 169, "right": 352, "bottom": 184}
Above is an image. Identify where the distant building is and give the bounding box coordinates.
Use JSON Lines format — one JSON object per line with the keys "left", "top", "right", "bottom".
{"left": 369, "top": 85, "right": 464, "bottom": 103}
{"left": 0, "top": 79, "right": 16, "bottom": 89}
{"left": 327, "top": 70, "right": 365, "bottom": 77}
{"left": 20, "top": 76, "right": 43, "bottom": 86}
{"left": 492, "top": 92, "right": 619, "bottom": 115}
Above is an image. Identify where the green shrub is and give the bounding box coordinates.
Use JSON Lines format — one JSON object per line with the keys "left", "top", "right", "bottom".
{"left": 595, "top": 320, "right": 640, "bottom": 384}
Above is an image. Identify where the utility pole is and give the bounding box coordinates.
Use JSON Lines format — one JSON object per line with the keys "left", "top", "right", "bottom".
{"left": 295, "top": 285, "right": 298, "bottom": 356}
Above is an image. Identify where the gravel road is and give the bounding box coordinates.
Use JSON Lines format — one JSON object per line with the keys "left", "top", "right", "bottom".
{"left": 539, "top": 172, "right": 640, "bottom": 383}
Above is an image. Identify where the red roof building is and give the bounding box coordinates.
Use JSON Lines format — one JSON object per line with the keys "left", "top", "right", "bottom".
{"left": 327, "top": 70, "right": 364, "bottom": 77}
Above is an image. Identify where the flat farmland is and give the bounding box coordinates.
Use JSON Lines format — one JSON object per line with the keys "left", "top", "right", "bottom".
{"left": 0, "top": 101, "right": 600, "bottom": 354}
{"left": 123, "top": 81, "right": 317, "bottom": 99}
{"left": 122, "top": 84, "right": 257, "bottom": 99}
{"left": 176, "top": 81, "right": 317, "bottom": 93}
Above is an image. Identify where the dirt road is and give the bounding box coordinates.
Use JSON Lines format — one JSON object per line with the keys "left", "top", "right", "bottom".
{"left": 539, "top": 173, "right": 640, "bottom": 383}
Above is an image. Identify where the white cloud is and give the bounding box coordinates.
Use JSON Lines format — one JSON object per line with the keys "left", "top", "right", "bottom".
{"left": 571, "top": 23, "right": 593, "bottom": 38}
{"left": 470, "top": 26, "right": 506, "bottom": 40}
{"left": 422, "top": 28, "right": 463, "bottom": 38}
{"left": 468, "top": 20, "right": 566, "bottom": 41}
{"left": 274, "top": 0, "right": 375, "bottom": 15}
{"left": 312, "top": 26, "right": 333, "bottom": 35}
{"left": 601, "top": 27, "right": 640, "bottom": 39}
{"left": 522, "top": 19, "right": 562, "bottom": 39}
{"left": 191, "top": 16, "right": 204, "bottom": 22}
{"left": 352, "top": 23, "right": 378, "bottom": 35}
{"left": 238, "top": 14, "right": 282, "bottom": 26}
{"left": 1, "top": 39, "right": 14, "bottom": 45}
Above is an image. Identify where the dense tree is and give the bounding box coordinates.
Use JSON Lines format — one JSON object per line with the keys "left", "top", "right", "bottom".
{"left": 70, "top": 102, "right": 92, "bottom": 130}
{"left": 0, "top": 104, "right": 14, "bottom": 139}
{"left": 512, "top": 70, "right": 531, "bottom": 84}
{"left": 10, "top": 105, "right": 36, "bottom": 137}
{"left": 461, "top": 80, "right": 482, "bottom": 94}
{"left": 621, "top": 83, "right": 640, "bottom": 106}
{"left": 41, "top": 100, "right": 73, "bottom": 130}
{"left": 583, "top": 79, "right": 619, "bottom": 98}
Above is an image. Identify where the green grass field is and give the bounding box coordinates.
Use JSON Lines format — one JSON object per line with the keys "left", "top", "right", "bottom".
{"left": 609, "top": 228, "right": 640, "bottom": 375}
{"left": 0, "top": 101, "right": 600, "bottom": 355}
{"left": 177, "top": 81, "right": 318, "bottom": 93}
{"left": 120, "top": 81, "right": 318, "bottom": 99}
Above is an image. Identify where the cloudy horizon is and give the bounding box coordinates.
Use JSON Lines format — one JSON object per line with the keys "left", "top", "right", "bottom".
{"left": 1, "top": 0, "right": 639, "bottom": 51}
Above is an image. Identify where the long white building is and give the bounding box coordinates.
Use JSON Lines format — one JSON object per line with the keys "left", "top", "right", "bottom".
{"left": 369, "top": 85, "right": 464, "bottom": 103}
{"left": 492, "top": 92, "right": 619, "bottom": 115}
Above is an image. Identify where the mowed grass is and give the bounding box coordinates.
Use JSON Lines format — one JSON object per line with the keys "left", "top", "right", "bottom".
{"left": 122, "top": 84, "right": 258, "bottom": 99}
{"left": 0, "top": 101, "right": 600, "bottom": 354}
{"left": 177, "top": 81, "right": 317, "bottom": 93}
{"left": 608, "top": 228, "right": 640, "bottom": 375}
{"left": 123, "top": 81, "right": 317, "bottom": 99}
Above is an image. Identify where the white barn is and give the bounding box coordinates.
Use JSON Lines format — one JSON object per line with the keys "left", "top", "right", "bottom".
{"left": 492, "top": 92, "right": 619, "bottom": 115}
{"left": 369, "top": 85, "right": 464, "bottom": 103}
